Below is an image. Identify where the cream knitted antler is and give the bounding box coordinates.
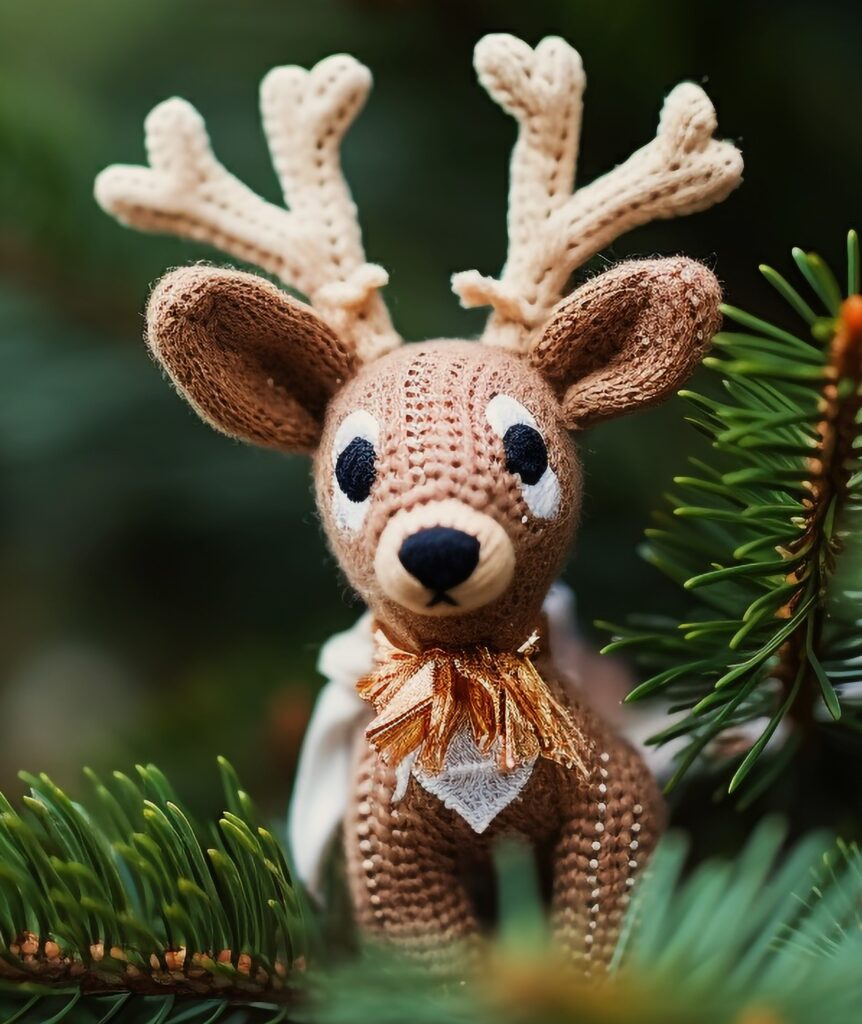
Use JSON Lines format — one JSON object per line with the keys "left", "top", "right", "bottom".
{"left": 95, "top": 55, "right": 400, "bottom": 362}
{"left": 452, "top": 34, "right": 743, "bottom": 352}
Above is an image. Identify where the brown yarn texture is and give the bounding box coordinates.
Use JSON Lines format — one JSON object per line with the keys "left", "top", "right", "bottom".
{"left": 95, "top": 31, "right": 741, "bottom": 968}
{"left": 346, "top": 656, "right": 664, "bottom": 973}
{"left": 314, "top": 340, "right": 582, "bottom": 652}
{"left": 147, "top": 265, "right": 355, "bottom": 452}
{"left": 532, "top": 257, "right": 722, "bottom": 428}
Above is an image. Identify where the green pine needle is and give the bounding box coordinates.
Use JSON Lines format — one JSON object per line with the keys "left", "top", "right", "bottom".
{"left": 0, "top": 760, "right": 305, "bottom": 1001}
{"left": 0, "top": 766, "right": 862, "bottom": 1022}
{"left": 604, "top": 234, "right": 862, "bottom": 792}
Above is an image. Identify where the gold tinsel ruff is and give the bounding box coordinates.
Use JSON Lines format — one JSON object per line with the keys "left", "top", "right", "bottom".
{"left": 356, "top": 627, "right": 589, "bottom": 777}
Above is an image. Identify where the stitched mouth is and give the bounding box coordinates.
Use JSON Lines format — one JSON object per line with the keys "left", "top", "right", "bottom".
{"left": 427, "top": 592, "right": 458, "bottom": 608}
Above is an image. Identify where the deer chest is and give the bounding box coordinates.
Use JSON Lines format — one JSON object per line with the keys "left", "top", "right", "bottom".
{"left": 392, "top": 728, "right": 537, "bottom": 833}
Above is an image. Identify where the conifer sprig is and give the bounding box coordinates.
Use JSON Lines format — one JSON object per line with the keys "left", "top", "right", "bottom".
{"left": 601, "top": 233, "right": 862, "bottom": 792}
{"left": 0, "top": 759, "right": 305, "bottom": 1000}
{"left": 1, "top": 766, "right": 862, "bottom": 1023}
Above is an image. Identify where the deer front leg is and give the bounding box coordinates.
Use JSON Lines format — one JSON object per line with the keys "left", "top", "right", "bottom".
{"left": 550, "top": 736, "right": 664, "bottom": 971}
{"left": 345, "top": 741, "right": 482, "bottom": 970}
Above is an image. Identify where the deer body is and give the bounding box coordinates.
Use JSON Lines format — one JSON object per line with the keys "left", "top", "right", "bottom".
{"left": 316, "top": 338, "right": 664, "bottom": 967}
{"left": 97, "top": 33, "right": 742, "bottom": 967}
{"left": 347, "top": 644, "right": 663, "bottom": 969}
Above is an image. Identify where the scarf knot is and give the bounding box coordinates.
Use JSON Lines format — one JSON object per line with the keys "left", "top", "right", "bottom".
{"left": 355, "top": 627, "right": 589, "bottom": 778}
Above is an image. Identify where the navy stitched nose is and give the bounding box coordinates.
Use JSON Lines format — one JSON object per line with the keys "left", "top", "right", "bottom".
{"left": 398, "top": 527, "right": 480, "bottom": 598}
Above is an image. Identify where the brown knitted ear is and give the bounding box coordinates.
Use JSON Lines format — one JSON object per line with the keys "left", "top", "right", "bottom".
{"left": 147, "top": 265, "right": 356, "bottom": 452}
{"left": 529, "top": 258, "right": 721, "bottom": 429}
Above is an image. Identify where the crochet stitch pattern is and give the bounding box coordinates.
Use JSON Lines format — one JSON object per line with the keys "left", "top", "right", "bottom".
{"left": 95, "top": 56, "right": 399, "bottom": 361}
{"left": 97, "top": 33, "right": 742, "bottom": 971}
{"left": 451, "top": 35, "right": 742, "bottom": 352}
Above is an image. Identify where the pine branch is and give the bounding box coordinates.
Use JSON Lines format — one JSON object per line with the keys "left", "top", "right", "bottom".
{"left": 0, "top": 758, "right": 305, "bottom": 1002}
{"left": 602, "top": 232, "right": 862, "bottom": 792}
{"left": 1, "top": 763, "right": 862, "bottom": 1021}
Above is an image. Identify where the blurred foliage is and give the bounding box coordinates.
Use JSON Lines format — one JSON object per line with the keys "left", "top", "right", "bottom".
{"left": 2, "top": 767, "right": 861, "bottom": 1024}
{"left": 1, "top": 0, "right": 861, "bottom": 835}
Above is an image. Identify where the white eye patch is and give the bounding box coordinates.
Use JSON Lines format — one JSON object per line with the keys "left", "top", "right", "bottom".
{"left": 486, "top": 394, "right": 561, "bottom": 520}
{"left": 331, "top": 410, "right": 380, "bottom": 532}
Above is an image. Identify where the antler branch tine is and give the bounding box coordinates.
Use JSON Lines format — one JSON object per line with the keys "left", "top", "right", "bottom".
{"left": 95, "top": 56, "right": 400, "bottom": 363}
{"left": 476, "top": 35, "right": 585, "bottom": 274}
{"left": 454, "top": 34, "right": 743, "bottom": 352}
{"left": 258, "top": 55, "right": 397, "bottom": 360}
{"left": 452, "top": 35, "right": 585, "bottom": 345}
{"left": 95, "top": 98, "right": 298, "bottom": 282}
{"left": 551, "top": 83, "right": 742, "bottom": 294}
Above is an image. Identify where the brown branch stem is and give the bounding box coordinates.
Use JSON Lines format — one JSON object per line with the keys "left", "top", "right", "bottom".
{"left": 0, "top": 933, "right": 298, "bottom": 1001}
{"left": 776, "top": 296, "right": 862, "bottom": 726}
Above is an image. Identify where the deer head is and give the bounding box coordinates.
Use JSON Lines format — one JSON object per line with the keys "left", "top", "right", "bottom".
{"left": 96, "top": 35, "right": 742, "bottom": 653}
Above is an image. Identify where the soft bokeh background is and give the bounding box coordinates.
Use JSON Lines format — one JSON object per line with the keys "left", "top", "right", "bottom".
{"left": 1, "top": 0, "right": 860, "bottom": 824}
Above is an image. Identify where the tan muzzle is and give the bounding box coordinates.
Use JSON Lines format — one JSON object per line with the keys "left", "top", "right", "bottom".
{"left": 374, "top": 499, "right": 515, "bottom": 617}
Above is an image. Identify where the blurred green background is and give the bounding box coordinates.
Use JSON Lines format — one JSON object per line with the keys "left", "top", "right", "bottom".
{"left": 1, "top": 0, "right": 860, "bottom": 820}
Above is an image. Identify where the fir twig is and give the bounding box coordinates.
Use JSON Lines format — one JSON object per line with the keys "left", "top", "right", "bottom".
{"left": 0, "top": 758, "right": 305, "bottom": 1000}
{"left": 1, "top": 765, "right": 862, "bottom": 1022}
{"left": 604, "top": 233, "right": 862, "bottom": 791}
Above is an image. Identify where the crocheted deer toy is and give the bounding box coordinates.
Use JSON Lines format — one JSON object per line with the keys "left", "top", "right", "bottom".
{"left": 96, "top": 35, "right": 741, "bottom": 968}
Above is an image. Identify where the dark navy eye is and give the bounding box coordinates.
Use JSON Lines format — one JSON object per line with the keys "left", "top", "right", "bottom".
{"left": 503, "top": 423, "right": 548, "bottom": 485}
{"left": 486, "top": 395, "right": 560, "bottom": 520}
{"left": 335, "top": 436, "right": 377, "bottom": 503}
